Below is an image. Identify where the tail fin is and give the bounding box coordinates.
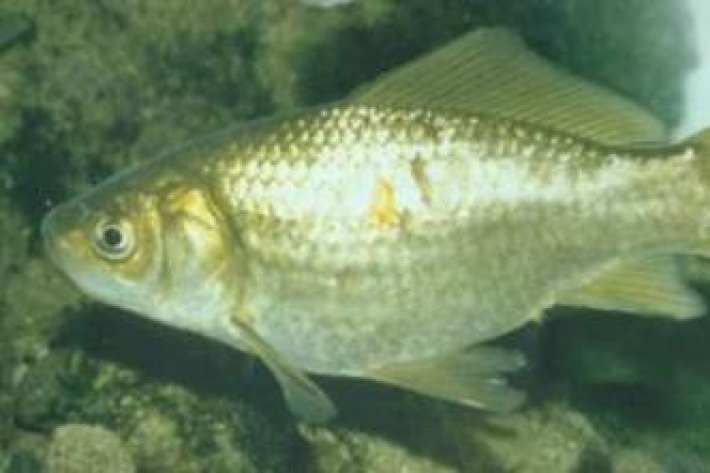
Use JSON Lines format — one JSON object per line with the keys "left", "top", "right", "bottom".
{"left": 686, "top": 127, "right": 710, "bottom": 267}
{"left": 687, "top": 127, "right": 710, "bottom": 150}
{"left": 685, "top": 128, "right": 710, "bottom": 182}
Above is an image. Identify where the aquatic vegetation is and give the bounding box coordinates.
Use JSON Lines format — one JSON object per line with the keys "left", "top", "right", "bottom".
{"left": 0, "top": 74, "right": 20, "bottom": 146}
{"left": 302, "top": 423, "right": 460, "bottom": 473}
{"left": 46, "top": 424, "right": 135, "bottom": 473}
{"left": 0, "top": 13, "right": 33, "bottom": 52}
{"left": 0, "top": 45, "right": 23, "bottom": 147}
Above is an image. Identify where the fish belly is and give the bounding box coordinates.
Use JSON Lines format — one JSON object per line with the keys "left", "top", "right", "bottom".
{"left": 245, "top": 219, "right": 557, "bottom": 375}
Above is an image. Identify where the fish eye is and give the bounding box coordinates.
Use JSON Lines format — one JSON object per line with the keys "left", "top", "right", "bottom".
{"left": 93, "top": 219, "right": 135, "bottom": 260}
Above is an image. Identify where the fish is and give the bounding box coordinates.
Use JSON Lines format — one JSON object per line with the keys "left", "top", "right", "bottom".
{"left": 42, "top": 28, "right": 710, "bottom": 422}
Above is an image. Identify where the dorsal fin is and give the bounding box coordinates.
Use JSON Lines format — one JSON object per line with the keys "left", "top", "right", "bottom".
{"left": 350, "top": 28, "right": 667, "bottom": 145}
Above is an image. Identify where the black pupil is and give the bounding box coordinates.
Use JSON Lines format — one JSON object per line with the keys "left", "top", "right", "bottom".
{"left": 103, "top": 227, "right": 124, "bottom": 249}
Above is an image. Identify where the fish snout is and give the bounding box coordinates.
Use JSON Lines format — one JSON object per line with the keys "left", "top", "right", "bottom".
{"left": 41, "top": 201, "right": 90, "bottom": 263}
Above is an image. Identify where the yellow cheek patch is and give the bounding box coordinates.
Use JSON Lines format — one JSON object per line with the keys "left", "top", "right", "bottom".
{"left": 64, "top": 228, "right": 98, "bottom": 265}
{"left": 369, "top": 178, "right": 401, "bottom": 230}
{"left": 66, "top": 228, "right": 87, "bottom": 248}
{"left": 165, "top": 187, "right": 219, "bottom": 230}
{"left": 162, "top": 186, "right": 232, "bottom": 272}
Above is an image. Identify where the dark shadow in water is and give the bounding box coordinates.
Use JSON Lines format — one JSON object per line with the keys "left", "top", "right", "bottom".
{"left": 540, "top": 305, "right": 710, "bottom": 432}
{"left": 49, "top": 304, "right": 529, "bottom": 471}
{"left": 293, "top": 0, "right": 692, "bottom": 126}
{"left": 294, "top": 0, "right": 484, "bottom": 106}
{"left": 43, "top": 293, "right": 710, "bottom": 472}
{"left": 51, "top": 305, "right": 287, "bottom": 420}
{"left": 4, "top": 108, "right": 74, "bottom": 253}
{"left": 47, "top": 304, "right": 312, "bottom": 471}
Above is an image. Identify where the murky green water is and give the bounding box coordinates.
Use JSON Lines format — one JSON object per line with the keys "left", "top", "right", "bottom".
{"left": 0, "top": 1, "right": 708, "bottom": 471}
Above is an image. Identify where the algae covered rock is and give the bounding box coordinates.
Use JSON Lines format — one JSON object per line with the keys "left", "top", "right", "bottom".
{"left": 0, "top": 64, "right": 21, "bottom": 146}
{"left": 301, "top": 424, "right": 458, "bottom": 473}
{"left": 46, "top": 424, "right": 135, "bottom": 473}
{"left": 297, "top": 401, "right": 613, "bottom": 472}
{"left": 0, "top": 12, "right": 30, "bottom": 145}
{"left": 474, "top": 405, "right": 611, "bottom": 473}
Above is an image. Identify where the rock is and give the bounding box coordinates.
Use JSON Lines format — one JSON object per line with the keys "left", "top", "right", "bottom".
{"left": 46, "top": 424, "right": 135, "bottom": 473}
{"left": 127, "top": 411, "right": 199, "bottom": 473}
{"left": 466, "top": 404, "right": 611, "bottom": 473}
{"left": 6, "top": 449, "right": 44, "bottom": 473}
{"left": 301, "top": 423, "right": 457, "bottom": 473}
{"left": 612, "top": 449, "right": 665, "bottom": 473}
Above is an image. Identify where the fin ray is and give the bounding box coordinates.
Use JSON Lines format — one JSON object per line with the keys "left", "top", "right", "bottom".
{"left": 368, "top": 347, "right": 525, "bottom": 412}
{"left": 350, "top": 28, "right": 667, "bottom": 144}
{"left": 231, "top": 318, "right": 337, "bottom": 423}
{"left": 558, "top": 255, "right": 705, "bottom": 319}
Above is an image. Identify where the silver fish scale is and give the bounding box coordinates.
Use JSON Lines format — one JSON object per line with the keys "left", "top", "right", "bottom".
{"left": 196, "top": 105, "right": 707, "bottom": 374}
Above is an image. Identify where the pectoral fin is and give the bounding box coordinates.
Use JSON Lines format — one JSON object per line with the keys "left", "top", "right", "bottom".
{"left": 367, "top": 347, "right": 525, "bottom": 412}
{"left": 558, "top": 255, "right": 705, "bottom": 319}
{"left": 231, "top": 318, "right": 336, "bottom": 423}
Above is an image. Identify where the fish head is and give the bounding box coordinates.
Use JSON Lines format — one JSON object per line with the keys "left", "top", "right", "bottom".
{"left": 42, "top": 163, "right": 244, "bottom": 334}
{"left": 41, "top": 174, "right": 167, "bottom": 316}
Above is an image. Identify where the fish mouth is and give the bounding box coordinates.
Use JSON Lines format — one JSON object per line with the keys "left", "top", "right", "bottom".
{"left": 41, "top": 201, "right": 90, "bottom": 272}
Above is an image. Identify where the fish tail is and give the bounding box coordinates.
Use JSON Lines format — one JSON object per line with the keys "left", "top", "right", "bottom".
{"left": 688, "top": 127, "right": 710, "bottom": 264}
{"left": 687, "top": 127, "right": 710, "bottom": 185}
{"left": 688, "top": 127, "right": 710, "bottom": 151}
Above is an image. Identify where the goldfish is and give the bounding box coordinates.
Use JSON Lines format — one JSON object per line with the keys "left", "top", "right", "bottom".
{"left": 42, "top": 29, "right": 710, "bottom": 422}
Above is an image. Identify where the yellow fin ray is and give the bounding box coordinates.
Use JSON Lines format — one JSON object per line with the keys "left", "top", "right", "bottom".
{"left": 350, "top": 28, "right": 667, "bottom": 145}
{"left": 368, "top": 347, "right": 525, "bottom": 412}
{"left": 686, "top": 126, "right": 710, "bottom": 149}
{"left": 232, "top": 318, "right": 337, "bottom": 423}
{"left": 558, "top": 256, "right": 705, "bottom": 320}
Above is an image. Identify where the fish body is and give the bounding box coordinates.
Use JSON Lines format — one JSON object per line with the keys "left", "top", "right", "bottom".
{"left": 42, "top": 29, "right": 710, "bottom": 421}
{"left": 195, "top": 105, "right": 707, "bottom": 373}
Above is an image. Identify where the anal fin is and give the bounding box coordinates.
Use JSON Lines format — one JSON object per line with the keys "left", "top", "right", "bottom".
{"left": 558, "top": 255, "right": 705, "bottom": 320}
{"left": 367, "top": 347, "right": 526, "bottom": 412}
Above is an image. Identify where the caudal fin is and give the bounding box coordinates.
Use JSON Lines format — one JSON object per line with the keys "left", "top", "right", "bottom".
{"left": 687, "top": 127, "right": 710, "bottom": 150}
{"left": 683, "top": 127, "right": 710, "bottom": 287}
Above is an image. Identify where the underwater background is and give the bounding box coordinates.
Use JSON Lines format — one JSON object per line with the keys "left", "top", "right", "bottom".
{"left": 0, "top": 0, "right": 709, "bottom": 471}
